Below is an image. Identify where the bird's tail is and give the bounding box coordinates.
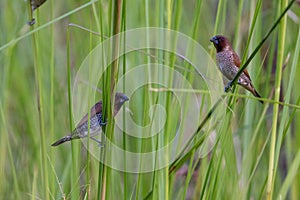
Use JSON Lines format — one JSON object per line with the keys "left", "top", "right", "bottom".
{"left": 240, "top": 83, "right": 263, "bottom": 104}
{"left": 51, "top": 135, "right": 72, "bottom": 146}
{"left": 251, "top": 87, "right": 263, "bottom": 104}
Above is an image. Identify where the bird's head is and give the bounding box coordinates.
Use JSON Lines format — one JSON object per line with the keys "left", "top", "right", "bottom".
{"left": 115, "top": 92, "right": 129, "bottom": 104}
{"left": 114, "top": 92, "right": 129, "bottom": 115}
{"left": 210, "top": 35, "right": 231, "bottom": 52}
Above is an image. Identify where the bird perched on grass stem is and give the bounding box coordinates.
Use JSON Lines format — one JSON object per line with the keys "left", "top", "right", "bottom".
{"left": 51, "top": 92, "right": 129, "bottom": 146}
{"left": 210, "top": 35, "right": 263, "bottom": 104}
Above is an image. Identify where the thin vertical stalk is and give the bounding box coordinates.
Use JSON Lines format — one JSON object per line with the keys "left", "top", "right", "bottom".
{"left": 97, "top": 2, "right": 105, "bottom": 199}
{"left": 30, "top": 8, "right": 50, "bottom": 200}
{"left": 153, "top": 2, "right": 166, "bottom": 199}
{"left": 49, "top": 0, "right": 55, "bottom": 194}
{"left": 121, "top": 0, "right": 127, "bottom": 199}
{"left": 266, "top": 0, "right": 288, "bottom": 199}
{"left": 85, "top": 13, "right": 94, "bottom": 199}
{"left": 66, "top": 26, "right": 80, "bottom": 200}
{"left": 233, "top": 0, "right": 244, "bottom": 50}
{"left": 136, "top": 1, "right": 152, "bottom": 199}
{"left": 102, "top": 1, "right": 122, "bottom": 199}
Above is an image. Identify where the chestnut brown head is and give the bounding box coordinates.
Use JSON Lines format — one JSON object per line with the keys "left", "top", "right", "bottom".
{"left": 210, "top": 35, "right": 231, "bottom": 52}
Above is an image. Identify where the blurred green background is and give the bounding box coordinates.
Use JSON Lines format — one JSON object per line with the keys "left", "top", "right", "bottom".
{"left": 1, "top": 0, "right": 300, "bottom": 199}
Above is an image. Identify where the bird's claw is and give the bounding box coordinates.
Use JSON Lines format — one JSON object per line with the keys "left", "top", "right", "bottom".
{"left": 27, "top": 18, "right": 36, "bottom": 26}
{"left": 99, "top": 120, "right": 107, "bottom": 126}
{"left": 224, "top": 81, "right": 232, "bottom": 93}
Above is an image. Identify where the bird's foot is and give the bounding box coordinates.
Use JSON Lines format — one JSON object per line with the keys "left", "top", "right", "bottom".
{"left": 99, "top": 120, "right": 107, "bottom": 126}
{"left": 28, "top": 18, "right": 35, "bottom": 26}
{"left": 224, "top": 81, "right": 232, "bottom": 93}
{"left": 90, "top": 137, "right": 105, "bottom": 148}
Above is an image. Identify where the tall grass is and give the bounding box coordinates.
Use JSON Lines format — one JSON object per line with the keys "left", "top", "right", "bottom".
{"left": 0, "top": 0, "right": 299, "bottom": 199}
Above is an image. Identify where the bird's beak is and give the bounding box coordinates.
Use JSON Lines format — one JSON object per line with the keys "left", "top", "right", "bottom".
{"left": 210, "top": 37, "right": 218, "bottom": 45}
{"left": 122, "top": 95, "right": 129, "bottom": 102}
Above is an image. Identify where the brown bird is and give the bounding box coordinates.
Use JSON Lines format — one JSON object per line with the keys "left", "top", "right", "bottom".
{"left": 210, "top": 35, "right": 263, "bottom": 103}
{"left": 51, "top": 92, "right": 129, "bottom": 146}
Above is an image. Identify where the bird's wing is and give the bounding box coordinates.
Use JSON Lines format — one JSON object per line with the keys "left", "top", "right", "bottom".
{"left": 77, "top": 102, "right": 103, "bottom": 127}
{"left": 233, "top": 51, "right": 251, "bottom": 81}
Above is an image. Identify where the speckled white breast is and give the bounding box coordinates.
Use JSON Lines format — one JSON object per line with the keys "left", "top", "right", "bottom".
{"left": 216, "top": 51, "right": 239, "bottom": 80}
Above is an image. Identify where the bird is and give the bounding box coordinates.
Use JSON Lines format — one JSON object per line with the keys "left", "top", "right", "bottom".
{"left": 210, "top": 35, "right": 263, "bottom": 103}
{"left": 51, "top": 92, "right": 129, "bottom": 146}
{"left": 30, "top": 0, "right": 47, "bottom": 11}
{"left": 28, "top": 0, "right": 48, "bottom": 26}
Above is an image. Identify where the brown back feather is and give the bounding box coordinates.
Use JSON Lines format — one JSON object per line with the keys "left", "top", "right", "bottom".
{"left": 232, "top": 51, "right": 251, "bottom": 81}
{"left": 77, "top": 102, "right": 103, "bottom": 126}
